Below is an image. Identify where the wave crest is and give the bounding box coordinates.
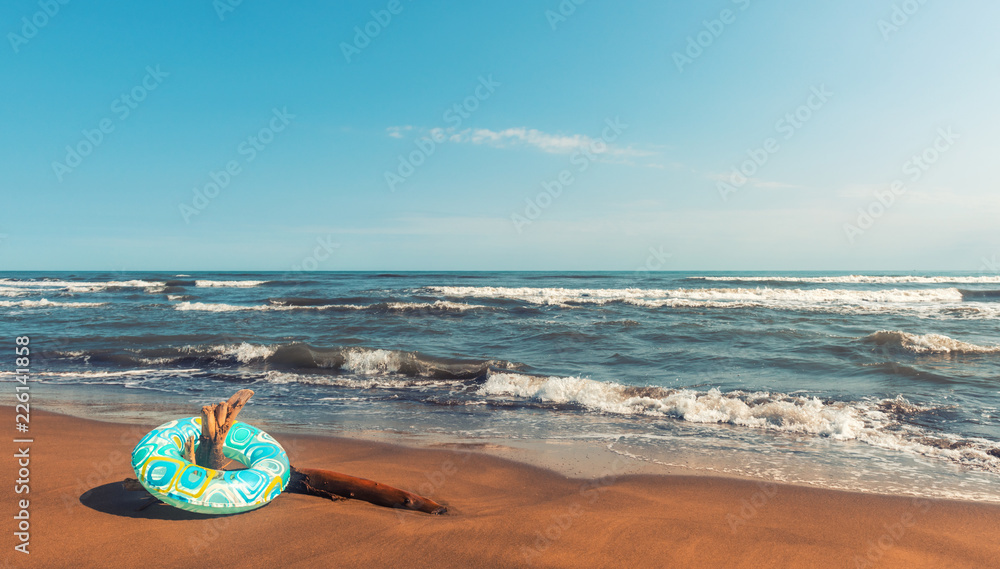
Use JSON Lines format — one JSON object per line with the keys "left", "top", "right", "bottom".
{"left": 686, "top": 275, "right": 1000, "bottom": 284}
{"left": 175, "top": 300, "right": 487, "bottom": 312}
{"left": 862, "top": 330, "right": 1000, "bottom": 354}
{"left": 479, "top": 373, "right": 865, "bottom": 438}
{"left": 427, "top": 286, "right": 971, "bottom": 316}
{"left": 477, "top": 372, "right": 1000, "bottom": 474}
{"left": 51, "top": 342, "right": 522, "bottom": 380}
{"left": 0, "top": 299, "right": 107, "bottom": 308}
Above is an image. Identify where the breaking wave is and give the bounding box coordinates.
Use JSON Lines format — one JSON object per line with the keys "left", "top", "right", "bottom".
{"left": 0, "top": 299, "right": 107, "bottom": 308}
{"left": 0, "top": 278, "right": 269, "bottom": 295}
{"left": 425, "top": 285, "right": 993, "bottom": 317}
{"left": 50, "top": 342, "right": 522, "bottom": 379}
{"left": 429, "top": 285, "right": 964, "bottom": 304}
{"left": 175, "top": 300, "right": 487, "bottom": 312}
{"left": 686, "top": 275, "right": 1000, "bottom": 284}
{"left": 959, "top": 289, "right": 1000, "bottom": 301}
{"left": 478, "top": 372, "right": 1000, "bottom": 474}
{"left": 862, "top": 330, "right": 1000, "bottom": 354}
{"left": 194, "top": 280, "right": 268, "bottom": 288}
{"left": 0, "top": 279, "right": 163, "bottom": 294}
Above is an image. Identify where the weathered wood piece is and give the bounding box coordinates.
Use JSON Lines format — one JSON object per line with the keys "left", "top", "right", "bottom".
{"left": 288, "top": 466, "right": 447, "bottom": 514}
{"left": 195, "top": 389, "right": 254, "bottom": 469}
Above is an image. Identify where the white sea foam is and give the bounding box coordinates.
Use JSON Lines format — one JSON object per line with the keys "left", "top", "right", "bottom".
{"left": 222, "top": 342, "right": 278, "bottom": 363}
{"left": 863, "top": 330, "right": 1000, "bottom": 354}
{"left": 261, "top": 370, "right": 457, "bottom": 390}
{"left": 478, "top": 372, "right": 1000, "bottom": 473}
{"left": 0, "top": 279, "right": 164, "bottom": 292}
{"left": 426, "top": 285, "right": 985, "bottom": 317}
{"left": 430, "top": 285, "right": 963, "bottom": 305}
{"left": 479, "top": 373, "right": 865, "bottom": 438}
{"left": 174, "top": 300, "right": 486, "bottom": 312}
{"left": 175, "top": 301, "right": 261, "bottom": 312}
{"left": 385, "top": 300, "right": 487, "bottom": 311}
{"left": 686, "top": 275, "right": 1000, "bottom": 284}
{"left": 0, "top": 299, "right": 107, "bottom": 308}
{"left": 341, "top": 348, "right": 401, "bottom": 374}
{"left": 194, "top": 280, "right": 269, "bottom": 288}
{"left": 0, "top": 368, "right": 201, "bottom": 379}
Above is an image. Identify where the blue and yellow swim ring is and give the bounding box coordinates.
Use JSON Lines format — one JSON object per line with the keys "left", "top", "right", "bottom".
{"left": 131, "top": 417, "right": 290, "bottom": 514}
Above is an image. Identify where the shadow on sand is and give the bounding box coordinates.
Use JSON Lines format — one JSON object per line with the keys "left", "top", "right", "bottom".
{"left": 80, "top": 483, "right": 236, "bottom": 521}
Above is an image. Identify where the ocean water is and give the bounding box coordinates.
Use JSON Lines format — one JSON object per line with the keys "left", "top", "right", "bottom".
{"left": 3, "top": 271, "right": 1000, "bottom": 502}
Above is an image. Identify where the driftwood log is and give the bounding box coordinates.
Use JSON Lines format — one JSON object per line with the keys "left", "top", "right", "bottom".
{"left": 289, "top": 467, "right": 446, "bottom": 514}
{"left": 123, "top": 390, "right": 446, "bottom": 514}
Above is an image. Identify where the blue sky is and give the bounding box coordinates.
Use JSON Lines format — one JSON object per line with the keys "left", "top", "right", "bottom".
{"left": 1, "top": 0, "right": 998, "bottom": 271}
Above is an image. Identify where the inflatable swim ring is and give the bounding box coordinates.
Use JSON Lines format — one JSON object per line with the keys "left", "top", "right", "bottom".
{"left": 131, "top": 417, "right": 290, "bottom": 514}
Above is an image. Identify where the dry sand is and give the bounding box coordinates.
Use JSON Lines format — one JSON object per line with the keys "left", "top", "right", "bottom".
{"left": 3, "top": 408, "right": 999, "bottom": 568}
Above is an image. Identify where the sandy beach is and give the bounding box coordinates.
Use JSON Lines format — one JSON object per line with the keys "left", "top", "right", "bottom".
{"left": 1, "top": 408, "right": 997, "bottom": 568}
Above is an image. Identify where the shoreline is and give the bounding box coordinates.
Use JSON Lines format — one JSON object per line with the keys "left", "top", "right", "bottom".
{"left": 4, "top": 407, "right": 1000, "bottom": 568}
{"left": 13, "top": 383, "right": 1000, "bottom": 505}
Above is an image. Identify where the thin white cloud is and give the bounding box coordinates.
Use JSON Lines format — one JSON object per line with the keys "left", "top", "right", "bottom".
{"left": 456, "top": 127, "right": 591, "bottom": 153}
{"left": 386, "top": 125, "right": 414, "bottom": 139}
{"left": 387, "top": 124, "right": 658, "bottom": 161}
